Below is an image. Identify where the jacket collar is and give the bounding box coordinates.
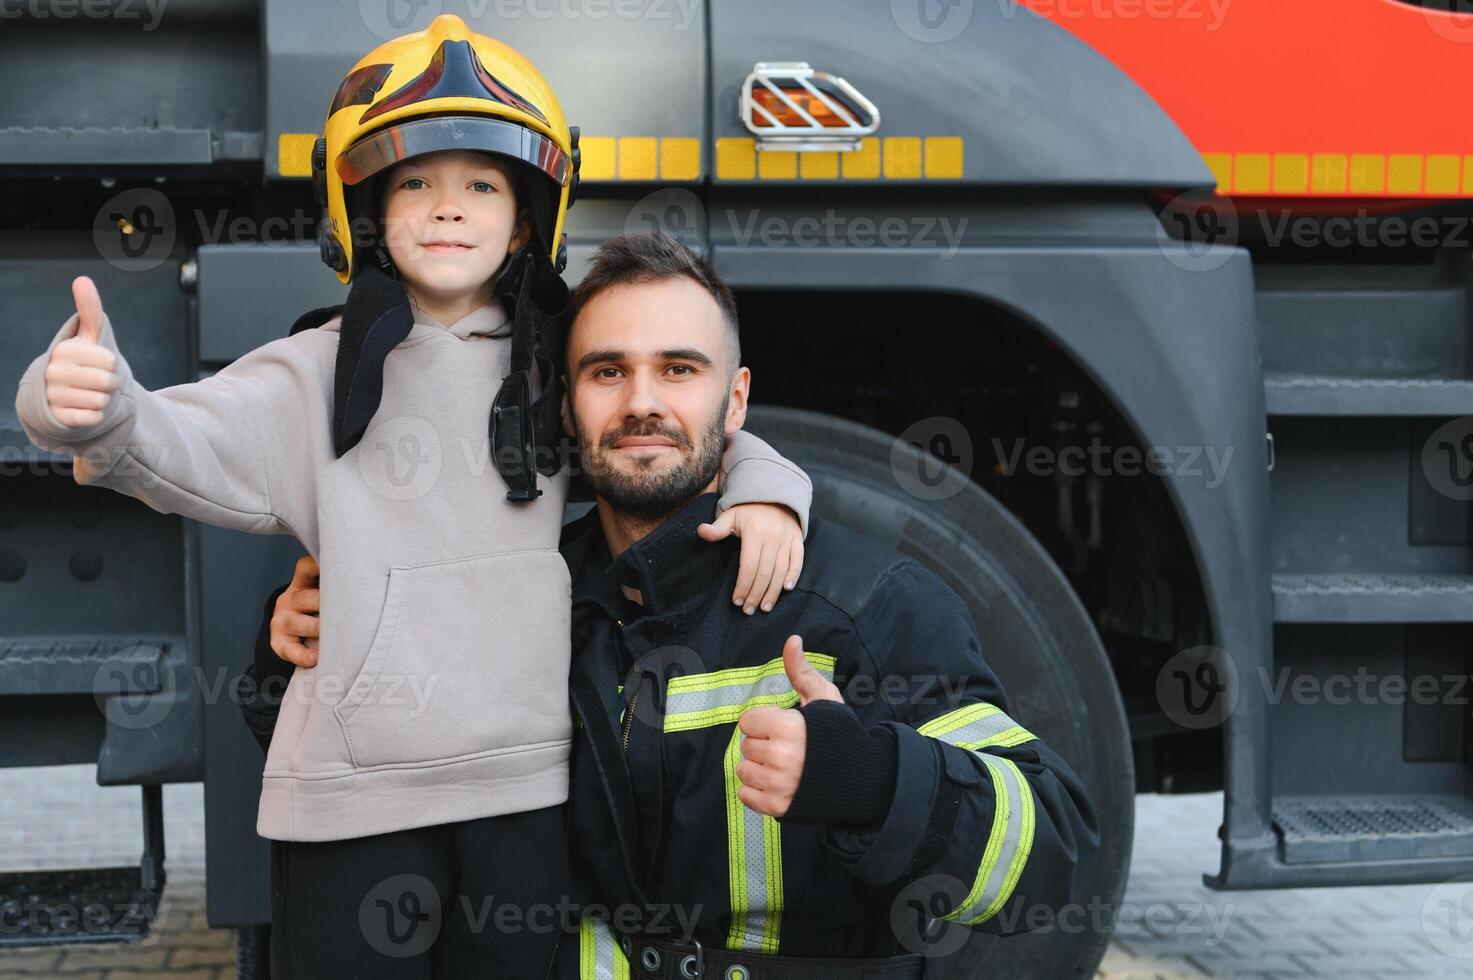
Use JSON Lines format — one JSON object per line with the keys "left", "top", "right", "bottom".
{"left": 565, "top": 492, "right": 735, "bottom": 620}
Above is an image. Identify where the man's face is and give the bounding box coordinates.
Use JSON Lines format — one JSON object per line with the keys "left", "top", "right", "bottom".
{"left": 564, "top": 276, "right": 749, "bottom": 518}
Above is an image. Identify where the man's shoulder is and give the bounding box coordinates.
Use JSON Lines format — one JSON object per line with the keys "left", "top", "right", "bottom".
{"left": 796, "top": 515, "right": 937, "bottom": 621}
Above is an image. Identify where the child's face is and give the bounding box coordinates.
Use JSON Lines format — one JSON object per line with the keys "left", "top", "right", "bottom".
{"left": 379, "top": 150, "right": 531, "bottom": 305}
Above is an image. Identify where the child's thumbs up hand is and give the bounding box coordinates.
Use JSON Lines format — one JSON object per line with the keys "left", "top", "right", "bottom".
{"left": 44, "top": 276, "right": 120, "bottom": 428}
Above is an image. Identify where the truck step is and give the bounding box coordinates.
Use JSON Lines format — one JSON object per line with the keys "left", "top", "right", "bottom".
{"left": 0, "top": 867, "right": 158, "bottom": 946}
{"left": 1273, "top": 794, "right": 1473, "bottom": 865}
{"left": 1271, "top": 573, "right": 1473, "bottom": 623}
{"left": 1264, "top": 374, "right": 1473, "bottom": 417}
{"left": 0, "top": 639, "right": 169, "bottom": 697}
{"left": 0, "top": 126, "right": 213, "bottom": 166}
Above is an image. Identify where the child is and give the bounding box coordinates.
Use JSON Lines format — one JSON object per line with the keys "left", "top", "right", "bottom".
{"left": 15, "top": 15, "right": 810, "bottom": 976}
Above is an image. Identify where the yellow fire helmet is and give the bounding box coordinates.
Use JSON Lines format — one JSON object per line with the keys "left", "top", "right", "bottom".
{"left": 312, "top": 14, "right": 580, "bottom": 283}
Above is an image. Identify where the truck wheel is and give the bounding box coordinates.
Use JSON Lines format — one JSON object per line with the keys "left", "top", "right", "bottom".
{"left": 236, "top": 924, "right": 270, "bottom": 980}
{"left": 745, "top": 407, "right": 1133, "bottom": 980}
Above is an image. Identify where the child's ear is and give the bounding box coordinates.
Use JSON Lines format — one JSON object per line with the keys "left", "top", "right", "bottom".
{"left": 509, "top": 209, "right": 533, "bottom": 255}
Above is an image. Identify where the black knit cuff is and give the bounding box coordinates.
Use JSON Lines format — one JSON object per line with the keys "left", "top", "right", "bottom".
{"left": 238, "top": 583, "right": 296, "bottom": 756}
{"left": 781, "top": 700, "right": 899, "bottom": 829}
{"left": 252, "top": 583, "right": 296, "bottom": 684}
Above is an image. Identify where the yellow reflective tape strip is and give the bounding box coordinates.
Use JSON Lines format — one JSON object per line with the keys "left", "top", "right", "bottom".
{"left": 277, "top": 133, "right": 317, "bottom": 178}
{"left": 758, "top": 149, "right": 798, "bottom": 180}
{"left": 662, "top": 138, "right": 702, "bottom": 180}
{"left": 579, "top": 916, "right": 630, "bottom": 980}
{"left": 717, "top": 137, "right": 757, "bottom": 179}
{"left": 713, "top": 136, "right": 962, "bottom": 180}
{"left": 1350, "top": 154, "right": 1386, "bottom": 194}
{"left": 936, "top": 753, "right": 1035, "bottom": 925}
{"left": 920, "top": 707, "right": 1038, "bottom": 924}
{"left": 664, "top": 653, "right": 836, "bottom": 733}
{"left": 724, "top": 728, "right": 747, "bottom": 950}
{"left": 1202, "top": 152, "right": 1232, "bottom": 192}
{"left": 1234, "top": 153, "right": 1271, "bottom": 194}
{"left": 943, "top": 750, "right": 1009, "bottom": 922}
{"left": 724, "top": 726, "right": 782, "bottom": 953}
{"left": 579, "top": 137, "right": 617, "bottom": 181}
{"left": 967, "top": 756, "right": 1035, "bottom": 924}
{"left": 763, "top": 799, "right": 783, "bottom": 951}
{"left": 1272, "top": 153, "right": 1309, "bottom": 194}
{"left": 843, "top": 138, "right": 881, "bottom": 179}
{"left": 1388, "top": 154, "right": 1423, "bottom": 195}
{"left": 916, "top": 701, "right": 1037, "bottom": 748}
{"left": 1426, "top": 154, "right": 1461, "bottom": 195}
{"left": 618, "top": 137, "right": 659, "bottom": 181}
{"left": 1205, "top": 152, "right": 1473, "bottom": 196}
{"left": 1310, "top": 154, "right": 1347, "bottom": 194}
{"left": 917, "top": 702, "right": 999, "bottom": 738}
{"left": 667, "top": 653, "right": 837, "bottom": 695}
{"left": 882, "top": 137, "right": 923, "bottom": 179}
{"left": 924, "top": 137, "right": 965, "bottom": 179}
{"left": 800, "top": 151, "right": 840, "bottom": 179}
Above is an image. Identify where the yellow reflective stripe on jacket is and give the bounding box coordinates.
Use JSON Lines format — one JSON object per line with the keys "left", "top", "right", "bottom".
{"left": 664, "top": 653, "right": 836, "bottom": 732}
{"left": 579, "top": 917, "right": 630, "bottom": 980}
{"left": 663, "top": 653, "right": 836, "bottom": 953}
{"left": 916, "top": 700, "right": 1036, "bottom": 749}
{"left": 918, "top": 703, "right": 1038, "bottom": 924}
{"left": 724, "top": 725, "right": 782, "bottom": 953}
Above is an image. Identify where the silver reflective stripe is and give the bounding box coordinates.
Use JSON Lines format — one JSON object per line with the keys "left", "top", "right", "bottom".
{"left": 664, "top": 653, "right": 836, "bottom": 733}
{"left": 918, "top": 702, "right": 1038, "bottom": 924}
{"left": 668, "top": 669, "right": 804, "bottom": 717}
{"left": 916, "top": 701, "right": 1035, "bottom": 748}
{"left": 724, "top": 727, "right": 782, "bottom": 952}
{"left": 579, "top": 917, "right": 630, "bottom": 980}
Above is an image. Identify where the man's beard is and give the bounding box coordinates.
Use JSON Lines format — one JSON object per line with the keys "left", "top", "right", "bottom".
{"left": 579, "top": 397, "right": 728, "bottom": 521}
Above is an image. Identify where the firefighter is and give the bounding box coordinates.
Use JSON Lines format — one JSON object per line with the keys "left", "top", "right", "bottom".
{"left": 253, "top": 233, "right": 1101, "bottom": 978}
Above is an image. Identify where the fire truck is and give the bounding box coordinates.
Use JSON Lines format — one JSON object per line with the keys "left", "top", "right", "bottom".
{"left": 2, "top": 1, "right": 1470, "bottom": 977}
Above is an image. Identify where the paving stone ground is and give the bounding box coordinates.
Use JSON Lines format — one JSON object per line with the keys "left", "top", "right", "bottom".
{"left": 2, "top": 767, "right": 1470, "bottom": 978}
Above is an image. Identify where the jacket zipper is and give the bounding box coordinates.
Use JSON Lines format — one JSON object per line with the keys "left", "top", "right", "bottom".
{"left": 616, "top": 618, "right": 639, "bottom": 756}
{"left": 622, "top": 688, "right": 640, "bottom": 756}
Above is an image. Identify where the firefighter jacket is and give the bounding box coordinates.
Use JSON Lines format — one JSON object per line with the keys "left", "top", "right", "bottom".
{"left": 555, "top": 490, "right": 1101, "bottom": 975}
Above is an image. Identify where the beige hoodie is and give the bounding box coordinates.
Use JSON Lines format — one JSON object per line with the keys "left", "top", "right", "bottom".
{"left": 15, "top": 301, "right": 812, "bottom": 842}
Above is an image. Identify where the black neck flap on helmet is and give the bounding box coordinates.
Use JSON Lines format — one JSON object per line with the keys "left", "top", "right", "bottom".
{"left": 287, "top": 242, "right": 571, "bottom": 501}
{"left": 490, "top": 241, "right": 571, "bottom": 500}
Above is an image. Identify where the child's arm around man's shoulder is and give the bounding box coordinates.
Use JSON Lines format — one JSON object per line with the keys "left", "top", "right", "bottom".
{"left": 15, "top": 276, "right": 323, "bottom": 547}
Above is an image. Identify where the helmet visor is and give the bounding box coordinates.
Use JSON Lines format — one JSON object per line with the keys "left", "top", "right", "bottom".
{"left": 336, "top": 115, "right": 570, "bottom": 189}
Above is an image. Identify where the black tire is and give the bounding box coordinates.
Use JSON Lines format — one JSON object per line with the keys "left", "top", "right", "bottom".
{"left": 236, "top": 924, "right": 270, "bottom": 980}
{"left": 744, "top": 406, "right": 1134, "bottom": 980}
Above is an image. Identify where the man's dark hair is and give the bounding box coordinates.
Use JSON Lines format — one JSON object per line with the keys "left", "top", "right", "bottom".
{"left": 569, "top": 231, "right": 741, "bottom": 367}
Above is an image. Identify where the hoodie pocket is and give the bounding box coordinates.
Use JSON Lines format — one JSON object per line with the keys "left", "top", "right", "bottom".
{"left": 334, "top": 548, "right": 573, "bottom": 769}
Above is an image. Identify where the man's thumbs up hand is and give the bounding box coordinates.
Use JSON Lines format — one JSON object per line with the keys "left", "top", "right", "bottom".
{"left": 735, "top": 635, "right": 843, "bottom": 818}
{"left": 782, "top": 634, "right": 842, "bottom": 706}
{"left": 44, "top": 276, "right": 120, "bottom": 428}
